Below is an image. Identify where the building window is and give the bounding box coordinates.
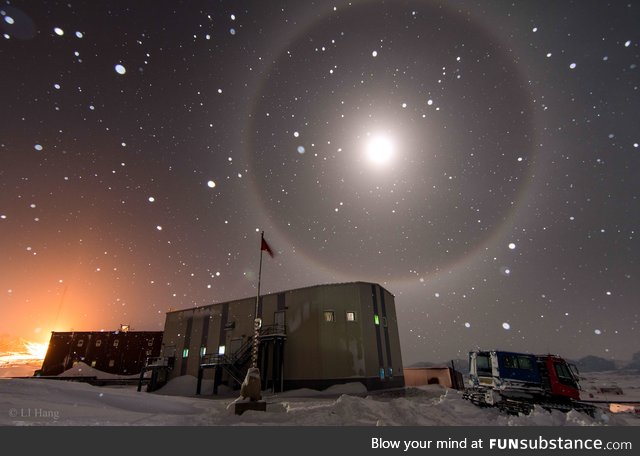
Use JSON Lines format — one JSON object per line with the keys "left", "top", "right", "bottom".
{"left": 200, "top": 346, "right": 207, "bottom": 357}
{"left": 388, "top": 367, "right": 393, "bottom": 378}
{"left": 324, "top": 311, "right": 335, "bottom": 322}
{"left": 346, "top": 311, "right": 357, "bottom": 322}
{"left": 379, "top": 367, "right": 385, "bottom": 379}
{"left": 77, "top": 340, "right": 84, "bottom": 347}
{"left": 113, "top": 340, "right": 119, "bottom": 348}
{"left": 218, "top": 345, "right": 226, "bottom": 355}
{"left": 108, "top": 360, "right": 115, "bottom": 367}
{"left": 91, "top": 361, "right": 96, "bottom": 367}
{"left": 146, "top": 350, "right": 152, "bottom": 356}
{"left": 182, "top": 348, "right": 189, "bottom": 358}
{"left": 382, "top": 316, "right": 388, "bottom": 327}
{"left": 374, "top": 315, "right": 380, "bottom": 325}
{"left": 148, "top": 338, "right": 154, "bottom": 347}
{"left": 95, "top": 340, "right": 102, "bottom": 347}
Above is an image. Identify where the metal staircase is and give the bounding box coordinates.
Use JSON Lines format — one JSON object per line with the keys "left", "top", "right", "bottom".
{"left": 196, "top": 324, "right": 286, "bottom": 394}
{"left": 200, "top": 336, "right": 255, "bottom": 386}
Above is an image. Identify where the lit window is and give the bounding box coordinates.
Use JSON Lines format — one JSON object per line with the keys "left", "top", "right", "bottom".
{"left": 218, "top": 345, "right": 225, "bottom": 355}
{"left": 388, "top": 367, "right": 393, "bottom": 377}
{"left": 379, "top": 367, "right": 385, "bottom": 379}
{"left": 77, "top": 340, "right": 84, "bottom": 347}
{"left": 91, "top": 361, "right": 96, "bottom": 367}
{"left": 95, "top": 340, "right": 102, "bottom": 347}
{"left": 200, "top": 346, "right": 207, "bottom": 357}
{"left": 182, "top": 348, "right": 189, "bottom": 358}
{"left": 324, "top": 311, "right": 335, "bottom": 322}
{"left": 374, "top": 315, "right": 380, "bottom": 325}
{"left": 108, "top": 360, "right": 115, "bottom": 367}
{"left": 346, "top": 311, "right": 356, "bottom": 322}
{"left": 113, "top": 339, "right": 119, "bottom": 348}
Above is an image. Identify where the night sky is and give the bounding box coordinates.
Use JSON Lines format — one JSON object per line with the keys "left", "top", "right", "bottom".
{"left": 1, "top": 0, "right": 638, "bottom": 366}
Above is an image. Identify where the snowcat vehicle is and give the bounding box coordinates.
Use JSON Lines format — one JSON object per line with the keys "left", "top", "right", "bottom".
{"left": 463, "top": 350, "right": 597, "bottom": 416}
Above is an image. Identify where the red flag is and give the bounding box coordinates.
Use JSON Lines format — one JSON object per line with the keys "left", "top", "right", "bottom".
{"left": 261, "top": 236, "right": 274, "bottom": 258}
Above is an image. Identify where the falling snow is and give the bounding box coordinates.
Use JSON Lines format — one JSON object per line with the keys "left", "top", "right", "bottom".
{"left": 1, "top": 0, "right": 637, "bottom": 368}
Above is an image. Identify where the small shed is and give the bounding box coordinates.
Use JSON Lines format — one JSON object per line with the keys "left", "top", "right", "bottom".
{"left": 403, "top": 367, "right": 464, "bottom": 390}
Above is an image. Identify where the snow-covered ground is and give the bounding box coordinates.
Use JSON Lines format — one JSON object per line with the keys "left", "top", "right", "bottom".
{"left": 580, "top": 371, "right": 640, "bottom": 402}
{"left": 1, "top": 369, "right": 638, "bottom": 426}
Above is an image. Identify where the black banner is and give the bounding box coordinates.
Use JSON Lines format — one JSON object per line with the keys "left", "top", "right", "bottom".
{"left": 1, "top": 426, "right": 637, "bottom": 456}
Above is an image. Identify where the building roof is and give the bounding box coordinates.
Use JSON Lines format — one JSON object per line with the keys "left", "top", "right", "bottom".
{"left": 166, "top": 281, "right": 394, "bottom": 315}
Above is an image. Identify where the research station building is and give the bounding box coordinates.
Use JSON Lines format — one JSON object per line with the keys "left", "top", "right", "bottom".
{"left": 39, "top": 328, "right": 163, "bottom": 376}
{"left": 157, "top": 282, "right": 404, "bottom": 392}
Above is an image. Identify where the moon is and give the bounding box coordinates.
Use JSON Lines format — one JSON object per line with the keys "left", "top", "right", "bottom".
{"left": 365, "top": 134, "right": 394, "bottom": 165}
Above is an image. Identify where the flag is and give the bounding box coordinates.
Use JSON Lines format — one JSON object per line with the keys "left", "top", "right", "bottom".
{"left": 261, "top": 236, "right": 275, "bottom": 258}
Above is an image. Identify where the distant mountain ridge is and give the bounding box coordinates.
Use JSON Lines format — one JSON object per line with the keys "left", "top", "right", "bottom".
{"left": 569, "top": 354, "right": 640, "bottom": 372}
{"left": 409, "top": 352, "right": 640, "bottom": 373}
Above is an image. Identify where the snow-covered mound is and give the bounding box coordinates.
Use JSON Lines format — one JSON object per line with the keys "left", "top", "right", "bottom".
{"left": 56, "top": 362, "right": 141, "bottom": 379}
{"left": 272, "top": 381, "right": 368, "bottom": 398}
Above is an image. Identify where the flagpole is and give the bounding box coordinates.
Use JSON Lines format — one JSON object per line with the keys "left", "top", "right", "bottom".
{"left": 251, "top": 231, "right": 265, "bottom": 369}
{"left": 238, "top": 231, "right": 274, "bottom": 407}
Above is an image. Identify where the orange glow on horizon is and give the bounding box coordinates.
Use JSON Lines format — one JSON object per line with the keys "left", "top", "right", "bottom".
{"left": 0, "top": 340, "right": 49, "bottom": 365}
{"left": 25, "top": 341, "right": 49, "bottom": 360}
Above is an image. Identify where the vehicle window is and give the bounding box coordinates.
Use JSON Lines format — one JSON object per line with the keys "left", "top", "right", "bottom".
{"left": 503, "top": 355, "right": 517, "bottom": 369}
{"left": 554, "top": 362, "right": 577, "bottom": 387}
{"left": 517, "top": 356, "right": 533, "bottom": 370}
{"left": 476, "top": 354, "right": 492, "bottom": 375}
